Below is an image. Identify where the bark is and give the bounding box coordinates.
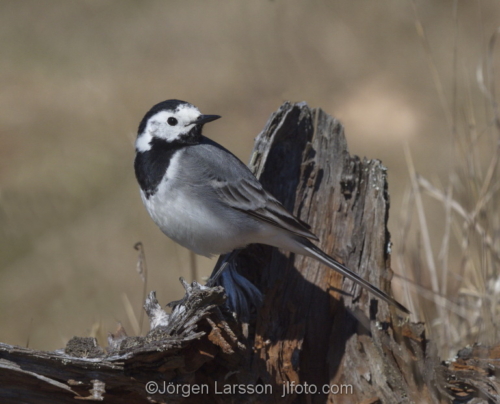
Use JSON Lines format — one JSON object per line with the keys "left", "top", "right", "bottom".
{"left": 0, "top": 102, "right": 497, "bottom": 404}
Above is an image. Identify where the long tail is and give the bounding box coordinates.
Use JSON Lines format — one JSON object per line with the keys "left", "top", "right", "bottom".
{"left": 300, "top": 239, "right": 409, "bottom": 314}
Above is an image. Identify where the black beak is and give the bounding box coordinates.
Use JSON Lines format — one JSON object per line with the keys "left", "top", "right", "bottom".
{"left": 191, "top": 114, "right": 221, "bottom": 126}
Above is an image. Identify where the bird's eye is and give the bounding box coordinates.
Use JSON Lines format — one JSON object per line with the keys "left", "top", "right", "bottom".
{"left": 167, "top": 117, "right": 178, "bottom": 126}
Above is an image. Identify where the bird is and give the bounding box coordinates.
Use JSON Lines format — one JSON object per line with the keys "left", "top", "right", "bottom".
{"left": 134, "top": 99, "right": 409, "bottom": 314}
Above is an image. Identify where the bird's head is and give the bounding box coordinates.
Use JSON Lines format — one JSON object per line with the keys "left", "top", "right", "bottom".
{"left": 135, "top": 99, "right": 220, "bottom": 152}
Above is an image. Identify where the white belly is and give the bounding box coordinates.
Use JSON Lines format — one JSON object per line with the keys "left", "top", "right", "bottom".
{"left": 141, "top": 187, "right": 258, "bottom": 257}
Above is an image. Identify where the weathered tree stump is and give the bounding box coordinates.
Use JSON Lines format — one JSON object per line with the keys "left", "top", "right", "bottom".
{"left": 232, "top": 102, "right": 437, "bottom": 403}
{"left": 0, "top": 102, "right": 498, "bottom": 403}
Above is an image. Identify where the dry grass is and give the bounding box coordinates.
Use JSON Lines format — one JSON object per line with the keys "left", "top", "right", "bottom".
{"left": 395, "top": 8, "right": 500, "bottom": 358}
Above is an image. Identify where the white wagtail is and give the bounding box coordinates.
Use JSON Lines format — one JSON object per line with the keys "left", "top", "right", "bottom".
{"left": 134, "top": 99, "right": 409, "bottom": 314}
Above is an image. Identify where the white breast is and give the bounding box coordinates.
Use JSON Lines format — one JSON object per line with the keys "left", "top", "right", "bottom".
{"left": 140, "top": 152, "right": 262, "bottom": 256}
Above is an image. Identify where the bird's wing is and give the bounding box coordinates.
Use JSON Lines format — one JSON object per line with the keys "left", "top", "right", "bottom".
{"left": 211, "top": 173, "right": 319, "bottom": 241}
{"left": 185, "top": 139, "right": 318, "bottom": 241}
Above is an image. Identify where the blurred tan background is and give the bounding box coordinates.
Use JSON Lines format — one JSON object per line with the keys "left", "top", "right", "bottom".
{"left": 1, "top": 0, "right": 499, "bottom": 352}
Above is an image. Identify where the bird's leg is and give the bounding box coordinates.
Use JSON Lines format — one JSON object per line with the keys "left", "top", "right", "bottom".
{"left": 207, "top": 249, "right": 242, "bottom": 287}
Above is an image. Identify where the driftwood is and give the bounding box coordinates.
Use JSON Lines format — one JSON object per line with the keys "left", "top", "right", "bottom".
{"left": 0, "top": 102, "right": 498, "bottom": 403}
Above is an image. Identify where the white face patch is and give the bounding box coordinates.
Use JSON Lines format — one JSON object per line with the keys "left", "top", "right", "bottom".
{"left": 135, "top": 104, "right": 202, "bottom": 151}
{"left": 135, "top": 130, "right": 153, "bottom": 152}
